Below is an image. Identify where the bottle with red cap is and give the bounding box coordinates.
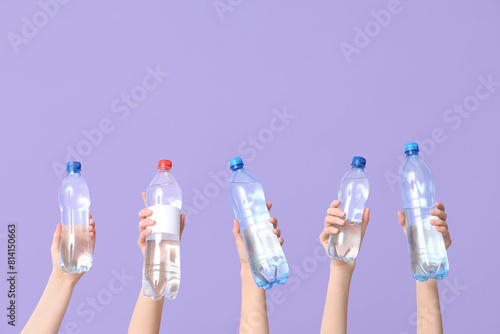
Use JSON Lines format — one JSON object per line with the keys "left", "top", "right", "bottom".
{"left": 142, "top": 159, "right": 182, "bottom": 300}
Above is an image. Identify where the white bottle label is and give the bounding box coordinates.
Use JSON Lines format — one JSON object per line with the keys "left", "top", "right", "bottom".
{"left": 147, "top": 205, "right": 181, "bottom": 237}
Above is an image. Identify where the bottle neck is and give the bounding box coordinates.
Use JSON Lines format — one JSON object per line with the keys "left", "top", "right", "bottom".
{"left": 230, "top": 164, "right": 244, "bottom": 171}
{"left": 405, "top": 149, "right": 419, "bottom": 156}
{"left": 158, "top": 167, "right": 172, "bottom": 173}
{"left": 351, "top": 165, "right": 365, "bottom": 171}
{"left": 67, "top": 170, "right": 81, "bottom": 175}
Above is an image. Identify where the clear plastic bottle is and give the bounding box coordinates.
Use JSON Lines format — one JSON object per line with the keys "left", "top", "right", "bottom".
{"left": 328, "top": 156, "right": 369, "bottom": 262}
{"left": 398, "top": 142, "right": 449, "bottom": 282}
{"left": 227, "top": 157, "right": 289, "bottom": 289}
{"left": 59, "top": 161, "right": 93, "bottom": 273}
{"left": 143, "top": 159, "right": 182, "bottom": 300}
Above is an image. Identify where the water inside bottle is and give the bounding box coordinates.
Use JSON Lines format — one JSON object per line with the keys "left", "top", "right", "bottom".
{"left": 405, "top": 208, "right": 449, "bottom": 282}
{"left": 143, "top": 234, "right": 180, "bottom": 300}
{"left": 328, "top": 218, "right": 361, "bottom": 262}
{"left": 60, "top": 223, "right": 93, "bottom": 273}
{"left": 240, "top": 220, "right": 289, "bottom": 289}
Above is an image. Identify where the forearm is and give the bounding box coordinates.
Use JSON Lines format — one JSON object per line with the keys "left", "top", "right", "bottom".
{"left": 320, "top": 262, "right": 354, "bottom": 334}
{"left": 240, "top": 267, "right": 269, "bottom": 334}
{"left": 128, "top": 292, "right": 165, "bottom": 334}
{"left": 22, "top": 272, "right": 76, "bottom": 334}
{"left": 416, "top": 280, "right": 443, "bottom": 334}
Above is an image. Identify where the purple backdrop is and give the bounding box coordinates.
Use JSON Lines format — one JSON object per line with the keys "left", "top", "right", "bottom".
{"left": 1, "top": 1, "right": 499, "bottom": 333}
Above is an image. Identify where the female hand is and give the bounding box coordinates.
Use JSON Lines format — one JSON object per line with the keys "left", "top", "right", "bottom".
{"left": 319, "top": 200, "right": 370, "bottom": 270}
{"left": 233, "top": 201, "right": 283, "bottom": 269}
{"left": 137, "top": 192, "right": 186, "bottom": 255}
{"left": 51, "top": 215, "right": 96, "bottom": 284}
{"left": 397, "top": 202, "right": 451, "bottom": 249}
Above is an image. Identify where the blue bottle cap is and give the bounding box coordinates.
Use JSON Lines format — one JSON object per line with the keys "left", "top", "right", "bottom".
{"left": 66, "top": 161, "right": 81, "bottom": 172}
{"left": 351, "top": 156, "right": 366, "bottom": 168}
{"left": 404, "top": 142, "right": 419, "bottom": 153}
{"left": 229, "top": 157, "right": 244, "bottom": 170}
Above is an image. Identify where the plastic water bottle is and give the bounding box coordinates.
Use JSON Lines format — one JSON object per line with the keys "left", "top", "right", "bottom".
{"left": 398, "top": 142, "right": 449, "bottom": 282}
{"left": 227, "top": 157, "right": 289, "bottom": 289}
{"left": 143, "top": 159, "right": 182, "bottom": 300}
{"left": 59, "top": 161, "right": 93, "bottom": 273}
{"left": 328, "top": 156, "right": 369, "bottom": 262}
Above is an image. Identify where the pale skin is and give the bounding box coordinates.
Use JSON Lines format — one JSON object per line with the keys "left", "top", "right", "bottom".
{"left": 22, "top": 216, "right": 96, "bottom": 334}
{"left": 319, "top": 200, "right": 370, "bottom": 334}
{"left": 398, "top": 202, "right": 451, "bottom": 334}
{"left": 128, "top": 192, "right": 186, "bottom": 334}
{"left": 233, "top": 201, "right": 283, "bottom": 334}
{"left": 319, "top": 201, "right": 450, "bottom": 334}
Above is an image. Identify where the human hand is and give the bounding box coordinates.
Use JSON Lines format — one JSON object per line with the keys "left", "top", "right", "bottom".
{"left": 397, "top": 201, "right": 451, "bottom": 249}
{"left": 137, "top": 192, "right": 186, "bottom": 256}
{"left": 51, "top": 215, "right": 96, "bottom": 284}
{"left": 233, "top": 201, "right": 283, "bottom": 271}
{"left": 319, "top": 200, "right": 370, "bottom": 271}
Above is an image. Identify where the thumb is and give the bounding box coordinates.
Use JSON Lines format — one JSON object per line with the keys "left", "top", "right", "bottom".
{"left": 361, "top": 207, "right": 370, "bottom": 237}
{"left": 179, "top": 214, "right": 186, "bottom": 240}
{"left": 51, "top": 224, "right": 62, "bottom": 253}
{"left": 233, "top": 219, "right": 241, "bottom": 237}
{"left": 397, "top": 211, "right": 405, "bottom": 229}
{"left": 142, "top": 192, "right": 147, "bottom": 207}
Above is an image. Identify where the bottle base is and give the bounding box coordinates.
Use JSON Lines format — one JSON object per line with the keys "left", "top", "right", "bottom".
{"left": 328, "top": 252, "right": 356, "bottom": 263}
{"left": 142, "top": 289, "right": 179, "bottom": 300}
{"left": 252, "top": 258, "right": 289, "bottom": 290}
{"left": 60, "top": 261, "right": 92, "bottom": 274}
{"left": 256, "top": 272, "right": 289, "bottom": 290}
{"left": 411, "top": 256, "right": 449, "bottom": 282}
{"left": 142, "top": 276, "right": 180, "bottom": 300}
{"left": 414, "top": 269, "right": 449, "bottom": 282}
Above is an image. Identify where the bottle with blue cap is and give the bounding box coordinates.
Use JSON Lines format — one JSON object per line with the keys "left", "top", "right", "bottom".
{"left": 398, "top": 143, "right": 449, "bottom": 281}
{"left": 328, "top": 156, "right": 369, "bottom": 262}
{"left": 227, "top": 157, "right": 289, "bottom": 289}
{"left": 59, "top": 161, "right": 93, "bottom": 273}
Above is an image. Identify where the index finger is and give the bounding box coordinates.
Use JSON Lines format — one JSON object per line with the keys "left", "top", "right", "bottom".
{"left": 430, "top": 208, "right": 447, "bottom": 222}
{"left": 330, "top": 200, "right": 341, "bottom": 208}
{"left": 327, "top": 207, "right": 345, "bottom": 218}
{"left": 436, "top": 202, "right": 445, "bottom": 212}
{"left": 139, "top": 208, "right": 152, "bottom": 219}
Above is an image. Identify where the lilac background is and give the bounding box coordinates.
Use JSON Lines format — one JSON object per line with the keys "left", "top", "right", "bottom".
{"left": 1, "top": 0, "right": 500, "bottom": 333}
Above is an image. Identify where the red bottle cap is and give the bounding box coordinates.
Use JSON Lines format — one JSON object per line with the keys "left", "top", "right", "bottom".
{"left": 158, "top": 160, "right": 172, "bottom": 168}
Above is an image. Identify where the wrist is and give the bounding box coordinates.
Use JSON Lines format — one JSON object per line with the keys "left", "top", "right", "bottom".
{"left": 416, "top": 279, "right": 438, "bottom": 291}
{"left": 240, "top": 265, "right": 253, "bottom": 280}
{"left": 50, "top": 270, "right": 80, "bottom": 289}
{"left": 329, "top": 260, "right": 355, "bottom": 278}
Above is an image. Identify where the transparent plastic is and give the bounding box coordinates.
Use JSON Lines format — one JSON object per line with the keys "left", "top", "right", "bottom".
{"left": 328, "top": 165, "right": 369, "bottom": 262}
{"left": 227, "top": 164, "right": 289, "bottom": 289}
{"left": 398, "top": 149, "right": 449, "bottom": 282}
{"left": 59, "top": 169, "right": 93, "bottom": 273}
{"left": 143, "top": 165, "right": 182, "bottom": 300}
